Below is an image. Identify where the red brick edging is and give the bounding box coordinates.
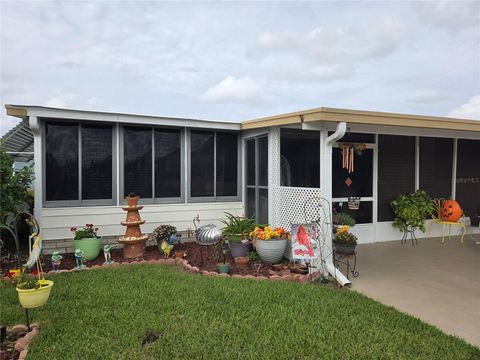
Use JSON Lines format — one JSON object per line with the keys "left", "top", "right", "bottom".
{"left": 41, "top": 257, "right": 313, "bottom": 283}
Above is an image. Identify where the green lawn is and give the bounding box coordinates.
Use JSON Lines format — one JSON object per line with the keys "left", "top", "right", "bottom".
{"left": 1, "top": 265, "right": 478, "bottom": 359}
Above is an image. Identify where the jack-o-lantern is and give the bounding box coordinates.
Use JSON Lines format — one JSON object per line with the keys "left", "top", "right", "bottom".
{"left": 441, "top": 200, "right": 463, "bottom": 222}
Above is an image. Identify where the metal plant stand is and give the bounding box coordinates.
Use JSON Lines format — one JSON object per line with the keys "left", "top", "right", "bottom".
{"left": 333, "top": 250, "right": 359, "bottom": 279}
{"left": 401, "top": 225, "right": 418, "bottom": 246}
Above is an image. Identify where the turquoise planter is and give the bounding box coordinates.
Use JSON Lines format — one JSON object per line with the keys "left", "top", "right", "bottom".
{"left": 74, "top": 237, "right": 101, "bottom": 261}
{"left": 217, "top": 263, "right": 230, "bottom": 274}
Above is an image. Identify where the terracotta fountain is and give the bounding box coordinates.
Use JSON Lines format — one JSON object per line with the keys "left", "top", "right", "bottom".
{"left": 118, "top": 195, "right": 149, "bottom": 259}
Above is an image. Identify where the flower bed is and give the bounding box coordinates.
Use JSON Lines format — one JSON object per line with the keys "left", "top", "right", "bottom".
{"left": 1, "top": 243, "right": 312, "bottom": 283}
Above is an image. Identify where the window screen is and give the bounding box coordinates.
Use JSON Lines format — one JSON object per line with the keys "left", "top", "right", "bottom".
{"left": 246, "top": 139, "right": 255, "bottom": 186}
{"left": 456, "top": 139, "right": 480, "bottom": 217}
{"left": 154, "top": 129, "right": 181, "bottom": 198}
{"left": 419, "top": 137, "right": 453, "bottom": 199}
{"left": 82, "top": 124, "right": 113, "bottom": 200}
{"left": 216, "top": 132, "right": 238, "bottom": 196}
{"left": 258, "top": 136, "right": 268, "bottom": 187}
{"left": 378, "top": 135, "right": 415, "bottom": 221}
{"left": 281, "top": 129, "right": 320, "bottom": 187}
{"left": 45, "top": 122, "right": 79, "bottom": 201}
{"left": 332, "top": 148, "right": 373, "bottom": 198}
{"left": 190, "top": 131, "right": 215, "bottom": 197}
{"left": 124, "top": 127, "right": 152, "bottom": 198}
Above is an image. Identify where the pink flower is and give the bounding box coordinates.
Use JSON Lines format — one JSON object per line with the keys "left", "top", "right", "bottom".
{"left": 70, "top": 227, "right": 77, "bottom": 232}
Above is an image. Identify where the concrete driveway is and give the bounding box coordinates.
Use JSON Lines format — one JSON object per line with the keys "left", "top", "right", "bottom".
{"left": 346, "top": 235, "right": 480, "bottom": 347}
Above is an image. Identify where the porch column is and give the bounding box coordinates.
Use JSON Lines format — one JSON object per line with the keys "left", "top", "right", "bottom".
{"left": 28, "top": 116, "right": 42, "bottom": 231}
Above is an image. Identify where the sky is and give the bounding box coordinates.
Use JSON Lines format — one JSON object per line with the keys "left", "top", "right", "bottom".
{"left": 1, "top": 1, "right": 479, "bottom": 135}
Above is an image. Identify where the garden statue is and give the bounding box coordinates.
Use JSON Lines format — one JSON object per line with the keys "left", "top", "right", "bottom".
{"left": 74, "top": 248, "right": 86, "bottom": 270}
{"left": 103, "top": 244, "right": 119, "bottom": 265}
{"left": 50, "top": 251, "right": 63, "bottom": 272}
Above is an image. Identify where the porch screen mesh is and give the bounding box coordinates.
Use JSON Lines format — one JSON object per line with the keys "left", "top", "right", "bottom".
{"left": 378, "top": 134, "right": 415, "bottom": 222}
{"left": 456, "top": 139, "right": 480, "bottom": 218}
{"left": 419, "top": 137, "right": 453, "bottom": 199}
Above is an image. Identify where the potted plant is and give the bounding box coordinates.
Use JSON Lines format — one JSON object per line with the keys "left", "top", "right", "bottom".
{"left": 71, "top": 224, "right": 101, "bottom": 261}
{"left": 16, "top": 274, "right": 54, "bottom": 309}
{"left": 126, "top": 192, "right": 140, "bottom": 207}
{"left": 332, "top": 212, "right": 356, "bottom": 233}
{"left": 333, "top": 226, "right": 357, "bottom": 255}
{"left": 391, "top": 190, "right": 433, "bottom": 234}
{"left": 152, "top": 224, "right": 178, "bottom": 255}
{"left": 250, "top": 226, "right": 289, "bottom": 264}
{"left": 221, "top": 213, "right": 255, "bottom": 258}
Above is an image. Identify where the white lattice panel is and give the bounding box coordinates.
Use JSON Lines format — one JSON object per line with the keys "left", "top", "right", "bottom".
{"left": 270, "top": 186, "right": 324, "bottom": 230}
{"left": 268, "top": 128, "right": 280, "bottom": 224}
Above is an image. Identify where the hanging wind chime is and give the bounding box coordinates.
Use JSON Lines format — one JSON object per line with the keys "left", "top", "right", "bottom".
{"left": 340, "top": 143, "right": 366, "bottom": 210}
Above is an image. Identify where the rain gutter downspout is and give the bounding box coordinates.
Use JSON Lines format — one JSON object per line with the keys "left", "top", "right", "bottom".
{"left": 324, "top": 122, "right": 351, "bottom": 286}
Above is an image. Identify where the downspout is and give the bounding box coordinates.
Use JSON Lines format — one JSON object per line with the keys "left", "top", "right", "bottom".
{"left": 323, "top": 122, "right": 351, "bottom": 286}
{"left": 28, "top": 116, "right": 42, "bottom": 236}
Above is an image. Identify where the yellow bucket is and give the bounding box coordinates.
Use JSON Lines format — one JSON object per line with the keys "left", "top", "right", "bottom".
{"left": 16, "top": 280, "right": 54, "bottom": 309}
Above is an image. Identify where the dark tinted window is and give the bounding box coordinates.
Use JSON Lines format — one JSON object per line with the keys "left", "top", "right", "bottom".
{"left": 82, "top": 124, "right": 112, "bottom": 200}
{"left": 124, "top": 127, "right": 152, "bottom": 198}
{"left": 419, "top": 137, "right": 453, "bottom": 199}
{"left": 258, "top": 136, "right": 268, "bottom": 187}
{"left": 216, "top": 132, "right": 238, "bottom": 196}
{"left": 191, "top": 131, "right": 214, "bottom": 197}
{"left": 45, "top": 122, "right": 79, "bottom": 201}
{"left": 378, "top": 135, "right": 415, "bottom": 221}
{"left": 456, "top": 139, "right": 480, "bottom": 217}
{"left": 246, "top": 139, "right": 255, "bottom": 186}
{"left": 332, "top": 148, "right": 373, "bottom": 197}
{"left": 281, "top": 129, "right": 320, "bottom": 187}
{"left": 154, "top": 129, "right": 181, "bottom": 198}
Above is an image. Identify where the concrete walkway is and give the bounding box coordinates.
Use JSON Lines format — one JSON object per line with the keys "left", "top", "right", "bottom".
{"left": 347, "top": 235, "right": 480, "bottom": 347}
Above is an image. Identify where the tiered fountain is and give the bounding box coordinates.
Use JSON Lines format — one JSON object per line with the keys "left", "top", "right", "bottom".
{"left": 118, "top": 194, "right": 149, "bottom": 259}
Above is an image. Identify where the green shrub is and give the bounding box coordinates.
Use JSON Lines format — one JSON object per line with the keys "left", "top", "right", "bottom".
{"left": 221, "top": 212, "right": 255, "bottom": 240}
{"left": 391, "top": 190, "right": 433, "bottom": 232}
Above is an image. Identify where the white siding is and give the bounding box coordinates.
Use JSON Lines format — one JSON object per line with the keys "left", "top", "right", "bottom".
{"left": 42, "top": 202, "right": 244, "bottom": 240}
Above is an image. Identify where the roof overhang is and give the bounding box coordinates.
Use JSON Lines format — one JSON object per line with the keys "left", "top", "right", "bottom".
{"left": 5, "top": 104, "right": 241, "bottom": 131}
{"left": 241, "top": 107, "right": 480, "bottom": 132}
{"left": 0, "top": 119, "right": 34, "bottom": 162}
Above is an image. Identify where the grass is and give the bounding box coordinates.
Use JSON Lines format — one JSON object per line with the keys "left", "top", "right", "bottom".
{"left": 1, "top": 264, "right": 478, "bottom": 359}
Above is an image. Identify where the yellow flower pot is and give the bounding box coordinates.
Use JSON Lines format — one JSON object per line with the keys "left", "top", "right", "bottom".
{"left": 16, "top": 280, "right": 54, "bottom": 309}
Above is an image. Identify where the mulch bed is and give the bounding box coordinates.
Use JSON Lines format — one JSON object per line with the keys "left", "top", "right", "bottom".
{"left": 1, "top": 242, "right": 280, "bottom": 278}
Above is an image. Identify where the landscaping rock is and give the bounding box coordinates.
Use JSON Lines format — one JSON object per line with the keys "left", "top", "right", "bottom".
{"left": 9, "top": 324, "right": 28, "bottom": 335}
{"left": 18, "top": 349, "right": 28, "bottom": 360}
{"left": 14, "top": 337, "right": 28, "bottom": 352}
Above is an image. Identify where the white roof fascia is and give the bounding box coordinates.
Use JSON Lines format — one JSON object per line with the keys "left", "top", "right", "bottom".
{"left": 18, "top": 106, "right": 240, "bottom": 131}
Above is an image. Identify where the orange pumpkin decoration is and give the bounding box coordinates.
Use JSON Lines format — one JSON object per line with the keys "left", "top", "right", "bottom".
{"left": 441, "top": 200, "right": 463, "bottom": 222}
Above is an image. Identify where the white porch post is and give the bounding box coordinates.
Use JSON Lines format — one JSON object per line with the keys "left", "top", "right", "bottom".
{"left": 268, "top": 127, "right": 280, "bottom": 226}
{"left": 28, "top": 116, "right": 42, "bottom": 231}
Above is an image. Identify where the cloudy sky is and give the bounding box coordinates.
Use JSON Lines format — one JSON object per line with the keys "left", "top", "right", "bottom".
{"left": 1, "top": 1, "right": 479, "bottom": 135}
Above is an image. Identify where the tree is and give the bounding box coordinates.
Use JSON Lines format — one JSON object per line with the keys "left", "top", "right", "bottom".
{"left": 0, "top": 143, "right": 35, "bottom": 223}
